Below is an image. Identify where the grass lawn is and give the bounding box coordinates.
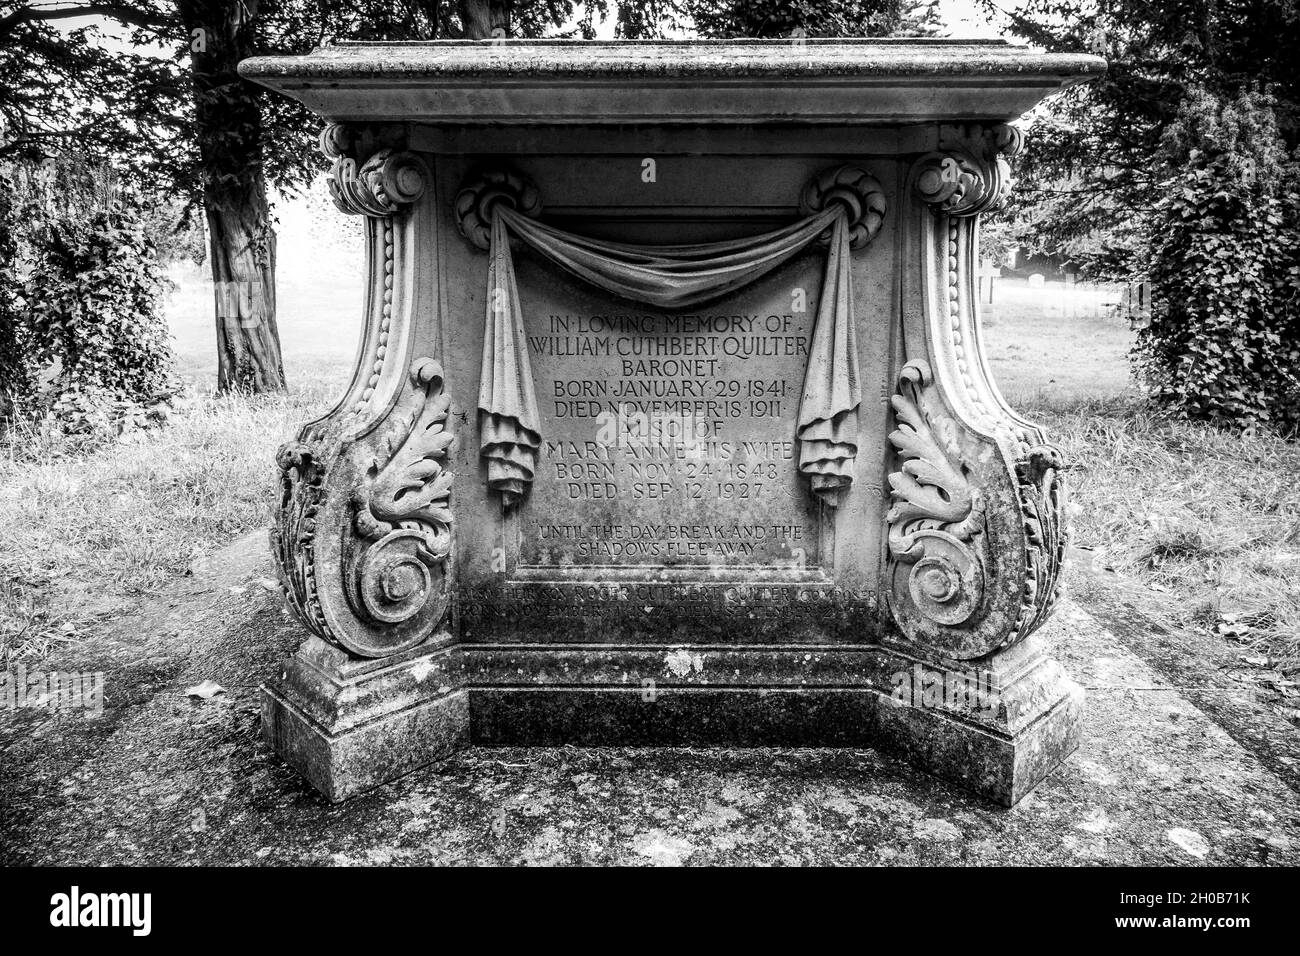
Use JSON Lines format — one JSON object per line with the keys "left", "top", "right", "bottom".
{"left": 988, "top": 280, "right": 1300, "bottom": 709}
{"left": 1, "top": 187, "right": 359, "bottom": 663}
{"left": 982, "top": 276, "right": 1134, "bottom": 405}
{"left": 2, "top": 256, "right": 1297, "bottom": 717}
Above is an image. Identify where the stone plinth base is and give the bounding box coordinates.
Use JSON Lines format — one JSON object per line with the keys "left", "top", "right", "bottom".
{"left": 263, "top": 636, "right": 1082, "bottom": 806}
{"left": 261, "top": 635, "right": 468, "bottom": 802}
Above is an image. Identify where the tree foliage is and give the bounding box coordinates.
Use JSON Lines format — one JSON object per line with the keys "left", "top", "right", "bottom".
{"left": 685, "top": 0, "right": 940, "bottom": 37}
{"left": 0, "top": 2, "right": 612, "bottom": 393}
{"left": 0, "top": 167, "right": 20, "bottom": 419}
{"left": 990, "top": 0, "right": 1300, "bottom": 274}
{"left": 1135, "top": 88, "right": 1300, "bottom": 432}
{"left": 1, "top": 1, "right": 944, "bottom": 205}
{"left": 0, "top": 0, "right": 942, "bottom": 396}
{"left": 993, "top": 1, "right": 1300, "bottom": 431}
{"left": 2, "top": 156, "right": 176, "bottom": 435}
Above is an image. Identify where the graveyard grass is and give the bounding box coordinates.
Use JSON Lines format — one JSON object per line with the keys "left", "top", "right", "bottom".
{"left": 1, "top": 269, "right": 1297, "bottom": 707}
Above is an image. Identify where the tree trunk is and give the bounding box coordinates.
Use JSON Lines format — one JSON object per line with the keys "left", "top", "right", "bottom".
{"left": 206, "top": 174, "right": 283, "bottom": 392}
{"left": 460, "top": 0, "right": 510, "bottom": 38}
{"left": 183, "top": 0, "right": 286, "bottom": 393}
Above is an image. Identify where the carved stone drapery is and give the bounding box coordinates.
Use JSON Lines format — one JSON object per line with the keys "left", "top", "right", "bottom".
{"left": 796, "top": 165, "right": 886, "bottom": 505}
{"left": 884, "top": 122, "right": 1068, "bottom": 659}
{"left": 456, "top": 169, "right": 544, "bottom": 507}
{"left": 456, "top": 164, "right": 886, "bottom": 509}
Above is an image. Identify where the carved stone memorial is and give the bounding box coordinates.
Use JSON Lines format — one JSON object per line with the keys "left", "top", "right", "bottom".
{"left": 241, "top": 39, "right": 1105, "bottom": 804}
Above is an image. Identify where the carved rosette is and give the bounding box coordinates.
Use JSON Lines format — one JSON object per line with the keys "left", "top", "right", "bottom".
{"left": 886, "top": 123, "right": 1068, "bottom": 659}
{"left": 798, "top": 164, "right": 887, "bottom": 248}
{"left": 454, "top": 168, "right": 543, "bottom": 250}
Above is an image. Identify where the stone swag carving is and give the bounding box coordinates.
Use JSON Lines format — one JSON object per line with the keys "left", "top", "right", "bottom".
{"left": 886, "top": 122, "right": 1069, "bottom": 658}
{"left": 456, "top": 164, "right": 887, "bottom": 508}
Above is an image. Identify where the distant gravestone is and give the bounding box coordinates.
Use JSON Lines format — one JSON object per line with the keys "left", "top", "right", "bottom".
{"left": 1028, "top": 273, "right": 1046, "bottom": 288}
{"left": 1126, "top": 279, "right": 1153, "bottom": 330}
{"left": 241, "top": 39, "right": 1104, "bottom": 805}
{"left": 977, "top": 257, "right": 1001, "bottom": 305}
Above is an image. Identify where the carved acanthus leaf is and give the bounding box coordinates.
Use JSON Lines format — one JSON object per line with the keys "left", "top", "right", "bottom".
{"left": 364, "top": 365, "right": 456, "bottom": 539}
{"left": 343, "top": 358, "right": 455, "bottom": 652}
{"left": 270, "top": 441, "right": 331, "bottom": 642}
{"left": 1013, "top": 442, "right": 1069, "bottom": 639}
{"left": 886, "top": 361, "right": 987, "bottom": 633}
{"left": 887, "top": 382, "right": 974, "bottom": 535}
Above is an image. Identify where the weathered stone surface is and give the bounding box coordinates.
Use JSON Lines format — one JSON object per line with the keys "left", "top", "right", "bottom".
{"left": 245, "top": 40, "right": 1102, "bottom": 804}
{"left": 238, "top": 38, "right": 1105, "bottom": 123}
{"left": 263, "top": 637, "right": 467, "bottom": 802}
{"left": 2, "top": 534, "right": 1299, "bottom": 865}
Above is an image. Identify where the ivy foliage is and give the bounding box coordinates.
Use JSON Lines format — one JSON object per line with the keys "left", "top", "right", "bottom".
{"left": 1135, "top": 89, "right": 1300, "bottom": 433}
{"left": 1, "top": 158, "right": 176, "bottom": 439}
{"left": 0, "top": 167, "right": 20, "bottom": 419}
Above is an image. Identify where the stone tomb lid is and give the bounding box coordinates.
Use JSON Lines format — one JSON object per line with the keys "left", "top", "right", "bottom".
{"left": 239, "top": 38, "right": 1106, "bottom": 126}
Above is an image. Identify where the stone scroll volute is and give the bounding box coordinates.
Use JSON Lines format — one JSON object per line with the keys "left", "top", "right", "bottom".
{"left": 270, "top": 124, "right": 455, "bottom": 659}
{"left": 887, "top": 123, "right": 1068, "bottom": 661}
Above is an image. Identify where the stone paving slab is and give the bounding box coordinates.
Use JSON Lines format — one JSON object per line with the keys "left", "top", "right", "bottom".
{"left": 1, "top": 532, "right": 1297, "bottom": 866}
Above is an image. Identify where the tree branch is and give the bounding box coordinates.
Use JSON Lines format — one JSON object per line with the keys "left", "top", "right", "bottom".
{"left": 0, "top": 3, "right": 177, "bottom": 40}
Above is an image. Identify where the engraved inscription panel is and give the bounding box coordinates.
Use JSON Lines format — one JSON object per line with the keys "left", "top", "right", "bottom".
{"left": 516, "top": 256, "right": 826, "bottom": 570}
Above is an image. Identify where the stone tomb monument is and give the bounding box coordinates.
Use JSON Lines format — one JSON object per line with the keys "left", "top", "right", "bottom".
{"left": 241, "top": 39, "right": 1105, "bottom": 804}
